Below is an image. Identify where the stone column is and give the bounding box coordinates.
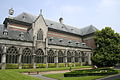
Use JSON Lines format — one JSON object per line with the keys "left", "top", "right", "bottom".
{"left": 79, "top": 52, "right": 83, "bottom": 66}
{"left": 72, "top": 51, "right": 75, "bottom": 67}
{"left": 84, "top": 52, "right": 88, "bottom": 65}
{"left": 1, "top": 45, "right": 7, "bottom": 69}
{"left": 64, "top": 49, "right": 67, "bottom": 67}
{"left": 54, "top": 50, "right": 58, "bottom": 68}
{"left": 32, "top": 53, "right": 36, "bottom": 69}
{"left": 45, "top": 38, "right": 48, "bottom": 68}
{"left": 18, "top": 48, "right": 22, "bottom": 69}
{"left": 44, "top": 48, "right": 48, "bottom": 68}
{"left": 88, "top": 52, "right": 92, "bottom": 65}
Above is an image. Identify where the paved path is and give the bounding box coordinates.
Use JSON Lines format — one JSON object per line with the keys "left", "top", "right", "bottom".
{"left": 23, "top": 68, "right": 92, "bottom": 80}
{"left": 96, "top": 74, "right": 120, "bottom": 80}
{"left": 31, "top": 74, "right": 57, "bottom": 80}
{"left": 23, "top": 70, "right": 71, "bottom": 80}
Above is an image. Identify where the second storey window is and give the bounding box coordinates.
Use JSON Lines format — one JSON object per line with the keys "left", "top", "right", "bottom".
{"left": 37, "top": 29, "right": 43, "bottom": 40}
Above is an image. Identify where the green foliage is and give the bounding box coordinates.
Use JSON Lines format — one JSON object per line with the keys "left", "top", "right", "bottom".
{"left": 22, "top": 64, "right": 33, "bottom": 69}
{"left": 44, "top": 73, "right": 106, "bottom": 80}
{"left": 64, "top": 68, "right": 118, "bottom": 77}
{"left": 36, "top": 63, "right": 46, "bottom": 68}
{"left": 6, "top": 64, "right": 19, "bottom": 69}
{"left": 92, "top": 27, "right": 120, "bottom": 67}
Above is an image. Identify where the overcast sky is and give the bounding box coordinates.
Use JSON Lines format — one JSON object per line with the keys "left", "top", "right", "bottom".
{"left": 0, "top": 0, "right": 120, "bottom": 33}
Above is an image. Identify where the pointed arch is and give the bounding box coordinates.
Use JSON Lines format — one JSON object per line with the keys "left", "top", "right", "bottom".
{"left": 67, "top": 51, "right": 72, "bottom": 63}
{"left": 6, "top": 46, "right": 18, "bottom": 63}
{"left": 47, "top": 49, "right": 55, "bottom": 63}
{"left": 75, "top": 51, "right": 79, "bottom": 62}
{"left": 22, "top": 48, "right": 32, "bottom": 63}
{"left": 37, "top": 29, "right": 43, "bottom": 40}
{"left": 58, "top": 50, "right": 64, "bottom": 63}
{"left": 35, "top": 48, "right": 44, "bottom": 63}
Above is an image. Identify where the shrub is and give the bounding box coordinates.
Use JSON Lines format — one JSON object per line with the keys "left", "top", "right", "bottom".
{"left": 36, "top": 64, "right": 46, "bottom": 68}
{"left": 22, "top": 64, "right": 33, "bottom": 69}
{"left": 64, "top": 68, "right": 118, "bottom": 77}
{"left": 58, "top": 63, "right": 65, "bottom": 67}
{"left": 48, "top": 63, "right": 56, "bottom": 68}
{"left": 6, "top": 64, "right": 19, "bottom": 69}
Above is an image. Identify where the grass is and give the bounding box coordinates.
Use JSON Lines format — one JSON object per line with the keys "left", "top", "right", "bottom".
{"left": 0, "top": 70, "right": 41, "bottom": 80}
{"left": 7, "top": 66, "right": 92, "bottom": 73}
{"left": 43, "top": 73, "right": 107, "bottom": 80}
{"left": 0, "top": 66, "right": 91, "bottom": 80}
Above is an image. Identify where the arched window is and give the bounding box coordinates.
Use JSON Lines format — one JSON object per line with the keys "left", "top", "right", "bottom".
{"left": 22, "top": 48, "right": 32, "bottom": 63}
{"left": 37, "top": 29, "right": 43, "bottom": 40}
{"left": 35, "top": 49, "right": 44, "bottom": 63}
{"left": 58, "top": 50, "right": 64, "bottom": 63}
{"left": 47, "top": 49, "right": 55, "bottom": 63}
{"left": 6, "top": 46, "right": 18, "bottom": 63}
{"left": 0, "top": 46, "right": 3, "bottom": 63}
{"left": 75, "top": 51, "right": 79, "bottom": 62}
{"left": 67, "top": 51, "right": 72, "bottom": 63}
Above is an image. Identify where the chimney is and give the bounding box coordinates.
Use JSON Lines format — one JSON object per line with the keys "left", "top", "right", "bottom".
{"left": 59, "top": 17, "right": 63, "bottom": 24}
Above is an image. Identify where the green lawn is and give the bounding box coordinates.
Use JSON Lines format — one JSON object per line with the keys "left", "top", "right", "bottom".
{"left": 43, "top": 73, "right": 106, "bottom": 80}
{"left": 0, "top": 70, "right": 41, "bottom": 80}
{"left": 0, "top": 66, "right": 92, "bottom": 80}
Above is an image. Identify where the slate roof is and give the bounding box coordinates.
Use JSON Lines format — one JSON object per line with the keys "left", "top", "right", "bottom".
{"left": 0, "top": 24, "right": 32, "bottom": 42}
{"left": 13, "top": 12, "right": 97, "bottom": 36}
{"left": 48, "top": 36, "right": 90, "bottom": 49}
{"left": 0, "top": 12, "right": 98, "bottom": 48}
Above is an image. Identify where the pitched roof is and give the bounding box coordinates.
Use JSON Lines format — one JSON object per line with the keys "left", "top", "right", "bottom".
{"left": 13, "top": 12, "right": 97, "bottom": 36}
{"left": 0, "top": 24, "right": 32, "bottom": 42}
{"left": 48, "top": 36, "right": 90, "bottom": 49}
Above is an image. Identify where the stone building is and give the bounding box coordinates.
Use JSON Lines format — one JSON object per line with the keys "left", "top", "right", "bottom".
{"left": 0, "top": 10, "right": 97, "bottom": 69}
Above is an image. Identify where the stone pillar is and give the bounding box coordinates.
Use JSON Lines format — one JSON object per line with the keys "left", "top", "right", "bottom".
{"left": 79, "top": 52, "right": 83, "bottom": 66}
{"left": 32, "top": 53, "right": 36, "bottom": 69}
{"left": 84, "top": 52, "right": 88, "bottom": 65}
{"left": 45, "top": 38, "right": 48, "bottom": 68}
{"left": 44, "top": 48, "right": 48, "bottom": 68}
{"left": 54, "top": 50, "right": 58, "bottom": 68}
{"left": 1, "top": 46, "right": 7, "bottom": 69}
{"left": 72, "top": 51, "right": 75, "bottom": 67}
{"left": 64, "top": 49, "right": 67, "bottom": 67}
{"left": 88, "top": 52, "right": 92, "bottom": 65}
{"left": 18, "top": 48, "right": 22, "bottom": 69}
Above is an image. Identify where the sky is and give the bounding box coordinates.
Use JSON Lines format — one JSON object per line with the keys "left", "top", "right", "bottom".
{"left": 0, "top": 0, "right": 120, "bottom": 33}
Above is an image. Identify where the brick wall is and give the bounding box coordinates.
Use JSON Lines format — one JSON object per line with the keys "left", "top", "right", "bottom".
{"left": 48, "top": 30, "right": 82, "bottom": 42}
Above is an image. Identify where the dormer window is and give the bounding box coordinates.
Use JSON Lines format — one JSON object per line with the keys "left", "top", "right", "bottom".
{"left": 68, "top": 40, "right": 72, "bottom": 44}
{"left": 82, "top": 43, "right": 86, "bottom": 46}
{"left": 59, "top": 39, "right": 63, "bottom": 42}
{"left": 49, "top": 37, "right": 53, "bottom": 41}
{"left": 75, "top": 42, "right": 79, "bottom": 45}
{"left": 61, "top": 26, "right": 64, "bottom": 28}
{"left": 71, "top": 29, "right": 74, "bottom": 31}
{"left": 50, "top": 24, "right": 53, "bottom": 26}
{"left": 3, "top": 29, "right": 8, "bottom": 35}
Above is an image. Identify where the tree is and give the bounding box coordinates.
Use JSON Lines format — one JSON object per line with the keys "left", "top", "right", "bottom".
{"left": 92, "top": 27, "right": 120, "bottom": 67}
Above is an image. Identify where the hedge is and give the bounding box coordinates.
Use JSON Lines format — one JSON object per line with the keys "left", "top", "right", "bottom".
{"left": 64, "top": 68, "right": 118, "bottom": 77}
